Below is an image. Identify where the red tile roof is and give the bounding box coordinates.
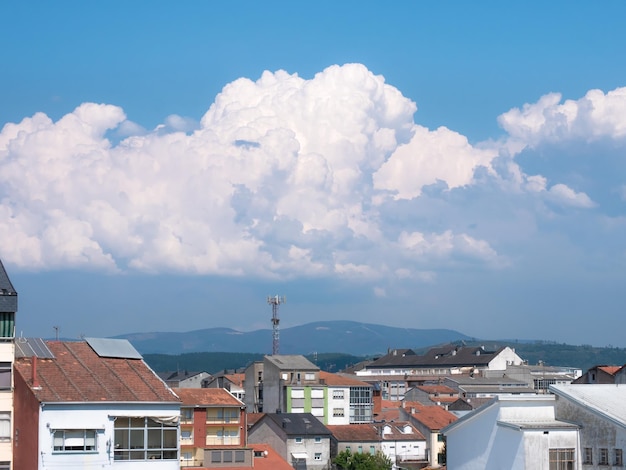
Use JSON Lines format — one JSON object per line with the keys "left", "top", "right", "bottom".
{"left": 224, "top": 373, "right": 244, "bottom": 387}
{"left": 417, "top": 385, "right": 457, "bottom": 395}
{"left": 249, "top": 444, "right": 293, "bottom": 470}
{"left": 320, "top": 371, "right": 371, "bottom": 387}
{"left": 598, "top": 366, "right": 621, "bottom": 375}
{"left": 403, "top": 402, "right": 457, "bottom": 430}
{"left": 14, "top": 341, "right": 179, "bottom": 403}
{"left": 174, "top": 388, "right": 243, "bottom": 407}
{"left": 372, "top": 421, "right": 426, "bottom": 441}
{"left": 327, "top": 424, "right": 380, "bottom": 441}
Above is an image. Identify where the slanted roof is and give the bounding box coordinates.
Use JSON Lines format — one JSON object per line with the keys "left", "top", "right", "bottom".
{"left": 14, "top": 340, "right": 179, "bottom": 403}
{"left": 550, "top": 384, "right": 626, "bottom": 429}
{"left": 265, "top": 355, "right": 319, "bottom": 371}
{"left": 320, "top": 371, "right": 371, "bottom": 387}
{"left": 158, "top": 370, "right": 208, "bottom": 382}
{"left": 259, "top": 412, "right": 332, "bottom": 436}
{"left": 0, "top": 259, "right": 17, "bottom": 313}
{"left": 249, "top": 444, "right": 293, "bottom": 470}
{"left": 327, "top": 424, "right": 380, "bottom": 442}
{"left": 366, "top": 345, "right": 505, "bottom": 369}
{"left": 174, "top": 387, "right": 243, "bottom": 407}
{"left": 373, "top": 421, "right": 426, "bottom": 441}
{"left": 443, "top": 395, "right": 578, "bottom": 436}
{"left": 404, "top": 402, "right": 458, "bottom": 430}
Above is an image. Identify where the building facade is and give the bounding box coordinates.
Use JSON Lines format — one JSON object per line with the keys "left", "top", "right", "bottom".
{"left": 13, "top": 338, "right": 180, "bottom": 470}
{"left": 0, "top": 260, "right": 16, "bottom": 470}
{"left": 175, "top": 387, "right": 247, "bottom": 468}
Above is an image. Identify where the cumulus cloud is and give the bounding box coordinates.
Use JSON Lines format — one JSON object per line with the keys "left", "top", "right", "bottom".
{"left": 373, "top": 125, "right": 498, "bottom": 199}
{"left": 499, "top": 87, "right": 626, "bottom": 145}
{"left": 8, "top": 64, "right": 625, "bottom": 282}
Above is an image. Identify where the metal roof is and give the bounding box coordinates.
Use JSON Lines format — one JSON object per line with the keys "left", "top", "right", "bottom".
{"left": 0, "top": 259, "right": 17, "bottom": 313}
{"left": 15, "top": 337, "right": 55, "bottom": 359}
{"left": 85, "top": 337, "right": 142, "bottom": 359}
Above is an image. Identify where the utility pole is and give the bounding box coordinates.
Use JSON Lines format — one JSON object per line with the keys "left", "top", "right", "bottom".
{"left": 267, "top": 295, "right": 286, "bottom": 355}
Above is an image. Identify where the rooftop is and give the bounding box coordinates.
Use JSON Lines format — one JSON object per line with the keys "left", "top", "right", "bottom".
{"left": 174, "top": 387, "right": 243, "bottom": 407}
{"left": 14, "top": 340, "right": 179, "bottom": 403}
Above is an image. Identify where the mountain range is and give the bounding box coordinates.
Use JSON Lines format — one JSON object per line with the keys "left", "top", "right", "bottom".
{"left": 115, "top": 320, "right": 472, "bottom": 356}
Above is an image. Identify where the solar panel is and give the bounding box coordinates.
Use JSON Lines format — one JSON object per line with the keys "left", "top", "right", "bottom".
{"left": 85, "top": 337, "right": 142, "bottom": 359}
{"left": 15, "top": 337, "right": 55, "bottom": 359}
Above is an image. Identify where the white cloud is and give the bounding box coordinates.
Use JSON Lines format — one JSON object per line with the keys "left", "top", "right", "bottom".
{"left": 499, "top": 87, "right": 626, "bottom": 146}
{"left": 373, "top": 125, "right": 498, "bottom": 199}
{"left": 6, "top": 64, "right": 619, "bottom": 283}
{"left": 547, "top": 184, "right": 595, "bottom": 209}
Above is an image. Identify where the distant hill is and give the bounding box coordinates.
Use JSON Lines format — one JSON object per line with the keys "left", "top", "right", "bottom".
{"left": 115, "top": 320, "right": 472, "bottom": 356}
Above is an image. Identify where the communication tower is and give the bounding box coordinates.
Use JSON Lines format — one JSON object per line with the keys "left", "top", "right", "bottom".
{"left": 267, "top": 295, "right": 286, "bottom": 355}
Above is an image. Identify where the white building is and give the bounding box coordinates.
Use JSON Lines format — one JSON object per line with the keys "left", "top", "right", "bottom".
{"left": 551, "top": 384, "right": 626, "bottom": 468}
{"left": 442, "top": 395, "right": 579, "bottom": 470}
{"left": 0, "top": 260, "right": 16, "bottom": 470}
{"left": 14, "top": 337, "right": 180, "bottom": 469}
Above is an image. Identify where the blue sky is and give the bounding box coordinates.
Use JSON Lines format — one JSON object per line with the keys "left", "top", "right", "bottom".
{"left": 2, "top": 2, "right": 626, "bottom": 348}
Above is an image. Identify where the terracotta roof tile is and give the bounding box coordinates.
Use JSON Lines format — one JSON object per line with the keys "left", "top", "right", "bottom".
{"left": 320, "top": 371, "right": 372, "bottom": 387}
{"left": 174, "top": 388, "right": 243, "bottom": 407}
{"left": 372, "top": 421, "right": 426, "bottom": 441}
{"left": 403, "top": 402, "right": 457, "bottom": 430}
{"left": 14, "top": 341, "right": 178, "bottom": 403}
{"left": 224, "top": 373, "right": 244, "bottom": 387}
{"left": 249, "top": 444, "right": 293, "bottom": 470}
{"left": 327, "top": 424, "right": 380, "bottom": 441}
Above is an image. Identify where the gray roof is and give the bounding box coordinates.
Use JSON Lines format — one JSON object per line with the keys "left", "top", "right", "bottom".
{"left": 260, "top": 412, "right": 332, "bottom": 436}
{"left": 550, "top": 384, "right": 626, "bottom": 429}
{"left": 265, "top": 354, "right": 319, "bottom": 371}
{"left": 366, "top": 345, "right": 505, "bottom": 369}
{"left": 0, "top": 259, "right": 17, "bottom": 313}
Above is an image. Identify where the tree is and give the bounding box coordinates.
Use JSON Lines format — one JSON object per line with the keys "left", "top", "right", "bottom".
{"left": 333, "top": 449, "right": 393, "bottom": 470}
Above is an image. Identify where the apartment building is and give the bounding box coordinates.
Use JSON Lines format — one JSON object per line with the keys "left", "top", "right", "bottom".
{"left": 0, "top": 260, "right": 16, "bottom": 470}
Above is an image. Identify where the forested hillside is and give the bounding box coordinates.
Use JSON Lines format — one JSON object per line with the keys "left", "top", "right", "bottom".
{"left": 143, "top": 342, "right": 626, "bottom": 375}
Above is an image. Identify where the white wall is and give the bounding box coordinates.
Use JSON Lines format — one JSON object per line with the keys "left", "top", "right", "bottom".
{"left": 326, "top": 386, "right": 350, "bottom": 425}
{"left": 39, "top": 403, "right": 180, "bottom": 470}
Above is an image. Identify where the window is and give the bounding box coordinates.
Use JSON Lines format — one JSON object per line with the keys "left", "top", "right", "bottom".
{"left": 370, "top": 446, "right": 376, "bottom": 454}
{"left": 333, "top": 390, "right": 344, "bottom": 400}
{"left": 180, "top": 429, "right": 192, "bottom": 441}
{"left": 295, "top": 437, "right": 303, "bottom": 444}
{"left": 223, "top": 451, "right": 233, "bottom": 462}
{"left": 0, "top": 462, "right": 8, "bottom": 470}
{"left": 549, "top": 448, "right": 575, "bottom": 470}
{"left": 212, "top": 451, "right": 221, "bottom": 463}
{"left": 358, "top": 446, "right": 363, "bottom": 453}
{"left": 437, "top": 433, "right": 444, "bottom": 442}
{"left": 615, "top": 449, "right": 623, "bottom": 466}
{"left": 235, "top": 450, "right": 245, "bottom": 463}
{"left": 0, "top": 414, "right": 9, "bottom": 441}
{"left": 305, "top": 373, "right": 315, "bottom": 380}
{"left": 53, "top": 429, "right": 97, "bottom": 452}
{"left": 0, "top": 364, "right": 11, "bottom": 390}
{"left": 181, "top": 452, "right": 192, "bottom": 461}
{"left": 114, "top": 417, "right": 177, "bottom": 461}
{"left": 314, "top": 436, "right": 321, "bottom": 443}
{"left": 583, "top": 448, "right": 593, "bottom": 465}
{"left": 314, "top": 452, "right": 322, "bottom": 461}
{"left": 333, "top": 408, "right": 345, "bottom": 417}
{"left": 0, "top": 312, "right": 14, "bottom": 338}
{"left": 181, "top": 408, "right": 193, "bottom": 421}
{"left": 600, "top": 448, "right": 609, "bottom": 466}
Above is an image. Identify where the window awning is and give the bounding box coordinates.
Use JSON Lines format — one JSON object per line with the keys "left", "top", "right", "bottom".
{"left": 291, "top": 452, "right": 308, "bottom": 460}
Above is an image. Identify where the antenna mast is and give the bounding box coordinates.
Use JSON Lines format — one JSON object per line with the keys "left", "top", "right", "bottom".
{"left": 267, "top": 295, "right": 286, "bottom": 355}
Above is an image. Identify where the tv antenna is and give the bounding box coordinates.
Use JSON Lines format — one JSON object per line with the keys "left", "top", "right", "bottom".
{"left": 267, "top": 295, "right": 286, "bottom": 355}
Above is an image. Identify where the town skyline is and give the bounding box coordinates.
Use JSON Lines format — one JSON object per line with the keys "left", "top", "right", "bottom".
{"left": 2, "top": 2, "right": 626, "bottom": 346}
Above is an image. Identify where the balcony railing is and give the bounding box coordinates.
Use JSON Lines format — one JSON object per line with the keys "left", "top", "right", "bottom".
{"left": 205, "top": 417, "right": 240, "bottom": 424}
{"left": 205, "top": 437, "right": 241, "bottom": 446}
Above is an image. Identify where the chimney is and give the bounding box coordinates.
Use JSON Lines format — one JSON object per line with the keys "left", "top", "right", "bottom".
{"left": 32, "top": 356, "right": 40, "bottom": 389}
